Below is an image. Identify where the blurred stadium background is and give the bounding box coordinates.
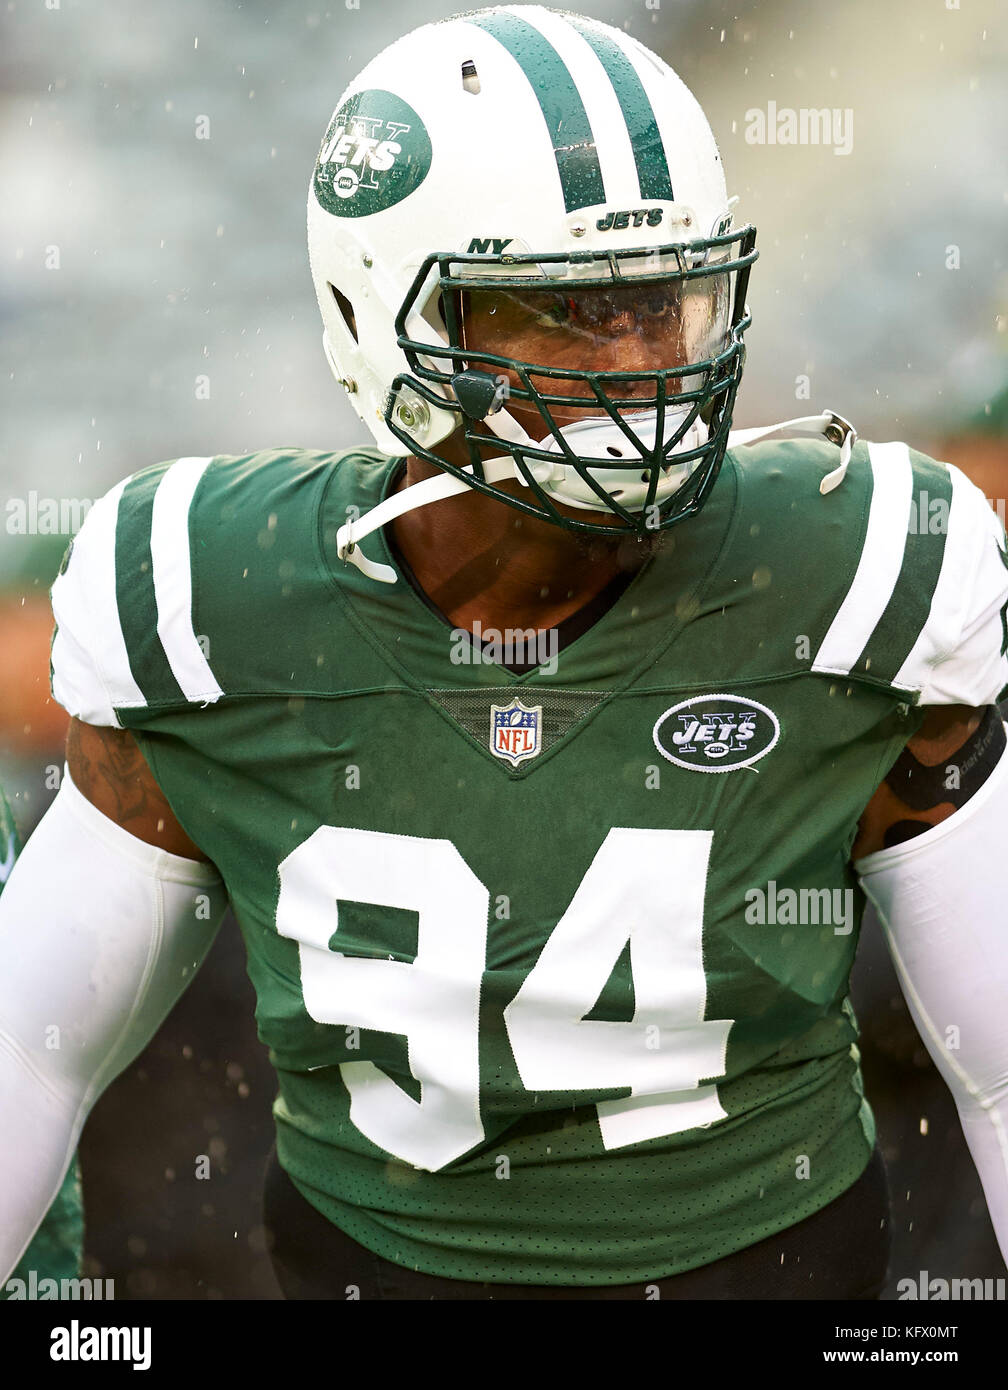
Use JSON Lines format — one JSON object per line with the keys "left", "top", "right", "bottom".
{"left": 1, "top": 0, "right": 1005, "bottom": 1298}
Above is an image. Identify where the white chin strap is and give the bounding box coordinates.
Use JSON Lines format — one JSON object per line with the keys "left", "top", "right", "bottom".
{"left": 335, "top": 408, "right": 856, "bottom": 584}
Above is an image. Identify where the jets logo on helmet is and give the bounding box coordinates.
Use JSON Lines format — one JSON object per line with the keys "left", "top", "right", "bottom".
{"left": 314, "top": 90, "right": 433, "bottom": 218}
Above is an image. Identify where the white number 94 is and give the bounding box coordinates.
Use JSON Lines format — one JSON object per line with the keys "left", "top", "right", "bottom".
{"left": 277, "top": 826, "right": 732, "bottom": 1171}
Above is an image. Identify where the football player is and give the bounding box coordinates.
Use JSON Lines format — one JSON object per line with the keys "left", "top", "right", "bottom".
{"left": 2, "top": 6, "right": 1007, "bottom": 1300}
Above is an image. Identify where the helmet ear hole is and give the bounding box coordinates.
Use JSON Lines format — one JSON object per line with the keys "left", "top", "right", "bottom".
{"left": 329, "top": 283, "right": 358, "bottom": 344}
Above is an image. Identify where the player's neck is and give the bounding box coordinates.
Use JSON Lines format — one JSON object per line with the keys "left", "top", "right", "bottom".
{"left": 391, "top": 455, "right": 646, "bottom": 633}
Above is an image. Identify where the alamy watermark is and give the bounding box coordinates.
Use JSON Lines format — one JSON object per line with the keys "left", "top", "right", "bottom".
{"left": 4, "top": 1270, "right": 114, "bottom": 1299}
{"left": 745, "top": 880, "right": 854, "bottom": 935}
{"left": 908, "top": 490, "right": 1006, "bottom": 535}
{"left": 450, "top": 622, "right": 558, "bottom": 676}
{"left": 897, "top": 1270, "right": 1005, "bottom": 1300}
{"left": 744, "top": 102, "right": 854, "bottom": 156}
{"left": 50, "top": 1319, "right": 150, "bottom": 1371}
{"left": 5, "top": 492, "right": 93, "bottom": 535}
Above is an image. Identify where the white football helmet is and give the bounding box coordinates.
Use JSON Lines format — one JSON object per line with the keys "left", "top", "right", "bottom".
{"left": 307, "top": 6, "right": 853, "bottom": 579}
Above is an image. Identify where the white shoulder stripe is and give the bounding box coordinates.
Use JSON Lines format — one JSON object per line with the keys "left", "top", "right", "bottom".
{"left": 890, "top": 462, "right": 976, "bottom": 696}
{"left": 897, "top": 465, "right": 1008, "bottom": 704}
{"left": 51, "top": 476, "right": 145, "bottom": 718}
{"left": 149, "top": 457, "right": 224, "bottom": 704}
{"left": 812, "top": 441, "right": 913, "bottom": 677}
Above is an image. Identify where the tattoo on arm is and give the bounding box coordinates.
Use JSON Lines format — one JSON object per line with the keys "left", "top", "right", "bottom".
{"left": 65, "top": 718, "right": 209, "bottom": 860}
{"left": 67, "top": 720, "right": 158, "bottom": 830}
{"left": 855, "top": 705, "right": 1006, "bottom": 857}
{"left": 884, "top": 706, "right": 1005, "bottom": 811}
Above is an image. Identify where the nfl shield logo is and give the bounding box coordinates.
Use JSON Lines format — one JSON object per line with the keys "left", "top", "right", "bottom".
{"left": 490, "top": 698, "right": 542, "bottom": 767}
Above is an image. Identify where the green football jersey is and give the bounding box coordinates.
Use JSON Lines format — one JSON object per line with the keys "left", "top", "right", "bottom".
{"left": 0, "top": 787, "right": 85, "bottom": 1297}
{"left": 49, "top": 436, "right": 1008, "bottom": 1285}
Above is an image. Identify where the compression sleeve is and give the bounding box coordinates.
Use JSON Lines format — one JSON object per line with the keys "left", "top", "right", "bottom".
{"left": 0, "top": 768, "right": 227, "bottom": 1280}
{"left": 855, "top": 732, "right": 1008, "bottom": 1261}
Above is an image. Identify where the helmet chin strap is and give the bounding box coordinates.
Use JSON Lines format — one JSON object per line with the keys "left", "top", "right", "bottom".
{"left": 335, "top": 409, "right": 856, "bottom": 584}
{"left": 335, "top": 457, "right": 516, "bottom": 584}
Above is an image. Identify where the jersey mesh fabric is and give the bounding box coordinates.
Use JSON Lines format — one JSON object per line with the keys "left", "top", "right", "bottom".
{"left": 48, "top": 439, "right": 1008, "bottom": 1283}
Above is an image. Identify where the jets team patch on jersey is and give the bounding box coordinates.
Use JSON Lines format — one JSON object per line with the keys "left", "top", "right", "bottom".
{"left": 653, "top": 694, "right": 780, "bottom": 772}
{"left": 491, "top": 698, "right": 542, "bottom": 767}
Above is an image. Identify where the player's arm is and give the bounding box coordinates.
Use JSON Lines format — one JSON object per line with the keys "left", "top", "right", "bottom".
{"left": 66, "top": 717, "right": 209, "bottom": 859}
{"left": 852, "top": 703, "right": 1002, "bottom": 858}
{"left": 852, "top": 702, "right": 1008, "bottom": 1261}
{"left": 0, "top": 719, "right": 227, "bottom": 1280}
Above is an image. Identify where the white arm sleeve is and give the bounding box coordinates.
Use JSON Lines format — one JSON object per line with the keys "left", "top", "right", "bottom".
{"left": 855, "top": 733, "right": 1008, "bottom": 1260}
{"left": 0, "top": 768, "right": 228, "bottom": 1280}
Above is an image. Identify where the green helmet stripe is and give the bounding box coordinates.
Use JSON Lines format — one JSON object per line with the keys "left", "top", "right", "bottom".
{"left": 564, "top": 17, "right": 674, "bottom": 203}
{"left": 466, "top": 11, "right": 606, "bottom": 213}
{"left": 851, "top": 457, "right": 954, "bottom": 686}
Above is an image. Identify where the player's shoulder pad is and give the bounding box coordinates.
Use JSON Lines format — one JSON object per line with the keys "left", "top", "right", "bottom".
{"left": 725, "top": 436, "right": 1008, "bottom": 704}
{"left": 50, "top": 447, "right": 387, "bottom": 725}
{"left": 739, "top": 436, "right": 1001, "bottom": 706}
